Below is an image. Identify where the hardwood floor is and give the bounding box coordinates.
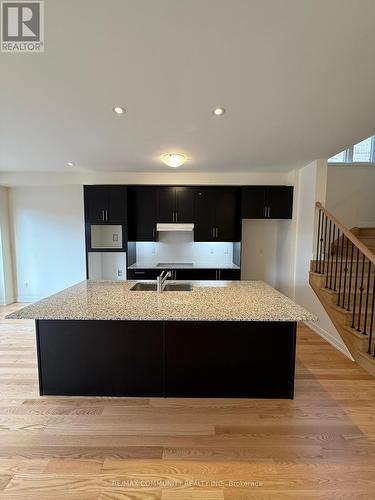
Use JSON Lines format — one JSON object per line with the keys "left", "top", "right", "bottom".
{"left": 0, "top": 304, "right": 375, "bottom": 499}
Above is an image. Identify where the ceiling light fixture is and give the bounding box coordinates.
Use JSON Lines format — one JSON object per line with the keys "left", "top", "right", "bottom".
{"left": 67, "top": 162, "right": 74, "bottom": 167}
{"left": 113, "top": 106, "right": 126, "bottom": 115}
{"left": 160, "top": 153, "right": 188, "bottom": 168}
{"left": 212, "top": 107, "right": 225, "bottom": 116}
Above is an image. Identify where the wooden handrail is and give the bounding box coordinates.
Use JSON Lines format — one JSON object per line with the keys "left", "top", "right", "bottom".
{"left": 316, "top": 202, "right": 375, "bottom": 265}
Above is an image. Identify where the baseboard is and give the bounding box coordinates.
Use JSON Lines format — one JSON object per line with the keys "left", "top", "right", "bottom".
{"left": 305, "top": 320, "right": 354, "bottom": 360}
{"left": 16, "top": 296, "right": 43, "bottom": 303}
{"left": 0, "top": 297, "right": 16, "bottom": 306}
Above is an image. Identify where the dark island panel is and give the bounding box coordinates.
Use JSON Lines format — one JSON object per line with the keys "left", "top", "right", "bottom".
{"left": 165, "top": 321, "right": 297, "bottom": 398}
{"left": 36, "top": 320, "right": 164, "bottom": 396}
{"left": 36, "top": 319, "right": 297, "bottom": 399}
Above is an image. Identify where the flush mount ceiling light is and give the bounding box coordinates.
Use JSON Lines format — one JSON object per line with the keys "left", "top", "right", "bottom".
{"left": 212, "top": 107, "right": 226, "bottom": 116}
{"left": 113, "top": 106, "right": 126, "bottom": 115}
{"left": 160, "top": 153, "right": 188, "bottom": 168}
{"left": 67, "top": 162, "right": 74, "bottom": 167}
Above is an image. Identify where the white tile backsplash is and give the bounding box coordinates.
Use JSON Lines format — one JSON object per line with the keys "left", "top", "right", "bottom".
{"left": 135, "top": 232, "right": 234, "bottom": 266}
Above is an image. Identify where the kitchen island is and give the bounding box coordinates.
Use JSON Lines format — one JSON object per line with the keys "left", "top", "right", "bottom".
{"left": 7, "top": 280, "right": 314, "bottom": 399}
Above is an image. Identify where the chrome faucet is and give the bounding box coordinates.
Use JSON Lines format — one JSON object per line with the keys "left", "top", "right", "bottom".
{"left": 157, "top": 270, "right": 172, "bottom": 293}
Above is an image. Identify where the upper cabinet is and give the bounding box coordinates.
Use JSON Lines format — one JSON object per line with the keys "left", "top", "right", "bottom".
{"left": 84, "top": 186, "right": 125, "bottom": 223}
{"left": 127, "top": 187, "right": 158, "bottom": 241}
{"left": 241, "top": 186, "right": 293, "bottom": 219}
{"left": 157, "top": 187, "right": 195, "bottom": 223}
{"left": 194, "top": 187, "right": 241, "bottom": 242}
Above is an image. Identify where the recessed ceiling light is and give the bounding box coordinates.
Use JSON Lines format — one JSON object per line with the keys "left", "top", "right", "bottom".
{"left": 67, "top": 162, "right": 74, "bottom": 167}
{"left": 113, "top": 106, "right": 126, "bottom": 115}
{"left": 160, "top": 153, "right": 188, "bottom": 168}
{"left": 212, "top": 107, "right": 226, "bottom": 116}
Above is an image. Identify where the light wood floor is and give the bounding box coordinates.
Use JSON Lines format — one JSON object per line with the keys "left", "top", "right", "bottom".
{"left": 0, "top": 304, "right": 375, "bottom": 499}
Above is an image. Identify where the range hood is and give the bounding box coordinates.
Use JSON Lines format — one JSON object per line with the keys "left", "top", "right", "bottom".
{"left": 156, "top": 223, "right": 194, "bottom": 232}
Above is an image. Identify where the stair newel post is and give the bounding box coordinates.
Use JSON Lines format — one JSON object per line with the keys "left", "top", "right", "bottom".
{"left": 334, "top": 228, "right": 340, "bottom": 291}
{"left": 356, "top": 255, "right": 366, "bottom": 333}
{"left": 351, "top": 247, "right": 360, "bottom": 329}
{"left": 341, "top": 237, "right": 350, "bottom": 309}
{"left": 363, "top": 260, "right": 372, "bottom": 336}
{"left": 347, "top": 241, "right": 354, "bottom": 312}
{"left": 315, "top": 209, "right": 322, "bottom": 273}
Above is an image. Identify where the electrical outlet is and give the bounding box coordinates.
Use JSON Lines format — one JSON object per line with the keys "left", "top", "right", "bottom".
{"left": 113, "top": 234, "right": 118, "bottom": 242}
{"left": 210, "top": 248, "right": 214, "bottom": 254}
{"left": 117, "top": 270, "right": 123, "bottom": 277}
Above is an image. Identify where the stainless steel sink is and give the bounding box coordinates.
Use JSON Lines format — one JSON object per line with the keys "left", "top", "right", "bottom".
{"left": 164, "top": 283, "right": 192, "bottom": 292}
{"left": 130, "top": 282, "right": 157, "bottom": 291}
{"left": 130, "top": 282, "right": 192, "bottom": 292}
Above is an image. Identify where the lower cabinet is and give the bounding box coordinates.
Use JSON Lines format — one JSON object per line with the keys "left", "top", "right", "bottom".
{"left": 128, "top": 268, "right": 241, "bottom": 280}
{"left": 37, "top": 320, "right": 164, "bottom": 396}
{"left": 127, "top": 269, "right": 161, "bottom": 280}
{"left": 165, "top": 321, "right": 296, "bottom": 398}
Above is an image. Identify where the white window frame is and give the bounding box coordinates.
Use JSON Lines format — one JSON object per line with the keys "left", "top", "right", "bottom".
{"left": 329, "top": 135, "right": 375, "bottom": 164}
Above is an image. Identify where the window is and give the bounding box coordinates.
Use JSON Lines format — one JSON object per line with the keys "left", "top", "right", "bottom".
{"left": 328, "top": 135, "right": 375, "bottom": 164}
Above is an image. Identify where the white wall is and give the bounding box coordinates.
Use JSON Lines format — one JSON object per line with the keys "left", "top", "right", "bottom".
{"left": 0, "top": 187, "right": 15, "bottom": 305}
{"left": 292, "top": 160, "right": 352, "bottom": 358}
{"left": 326, "top": 166, "right": 375, "bottom": 228}
{"left": 9, "top": 186, "right": 86, "bottom": 301}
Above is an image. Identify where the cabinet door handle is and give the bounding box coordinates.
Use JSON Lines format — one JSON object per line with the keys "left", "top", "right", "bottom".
{"left": 212, "top": 227, "right": 215, "bottom": 238}
{"left": 102, "top": 210, "right": 105, "bottom": 221}
{"left": 106, "top": 210, "right": 109, "bottom": 222}
{"left": 175, "top": 211, "right": 178, "bottom": 222}
{"left": 134, "top": 271, "right": 145, "bottom": 275}
{"left": 264, "top": 206, "right": 267, "bottom": 218}
{"left": 172, "top": 212, "right": 175, "bottom": 222}
{"left": 152, "top": 227, "right": 156, "bottom": 238}
{"left": 216, "top": 227, "right": 219, "bottom": 238}
{"left": 268, "top": 207, "right": 271, "bottom": 218}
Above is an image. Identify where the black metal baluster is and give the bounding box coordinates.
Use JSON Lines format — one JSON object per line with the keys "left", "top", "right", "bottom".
{"left": 318, "top": 213, "right": 325, "bottom": 274}
{"left": 315, "top": 209, "right": 322, "bottom": 273}
{"left": 369, "top": 270, "right": 375, "bottom": 355}
{"left": 334, "top": 229, "right": 340, "bottom": 291}
{"left": 351, "top": 247, "right": 360, "bottom": 329}
{"left": 322, "top": 215, "right": 328, "bottom": 275}
{"left": 347, "top": 242, "right": 354, "bottom": 312}
{"left": 326, "top": 220, "right": 332, "bottom": 289}
{"left": 337, "top": 232, "right": 345, "bottom": 306}
{"left": 329, "top": 224, "right": 336, "bottom": 289}
{"left": 363, "top": 261, "right": 371, "bottom": 336}
{"left": 356, "top": 254, "right": 366, "bottom": 332}
{"left": 341, "top": 237, "right": 349, "bottom": 309}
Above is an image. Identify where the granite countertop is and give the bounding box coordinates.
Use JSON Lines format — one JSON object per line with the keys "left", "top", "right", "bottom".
{"left": 7, "top": 280, "right": 316, "bottom": 322}
{"left": 128, "top": 262, "right": 240, "bottom": 269}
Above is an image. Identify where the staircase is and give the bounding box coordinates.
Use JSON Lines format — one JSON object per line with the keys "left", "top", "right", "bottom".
{"left": 309, "top": 203, "right": 375, "bottom": 376}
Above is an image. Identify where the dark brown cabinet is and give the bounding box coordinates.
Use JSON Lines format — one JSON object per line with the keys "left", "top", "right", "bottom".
{"left": 194, "top": 187, "right": 241, "bottom": 242}
{"left": 157, "top": 187, "right": 195, "bottom": 223}
{"left": 127, "top": 187, "right": 157, "bottom": 241}
{"left": 241, "top": 186, "right": 293, "bottom": 219}
{"left": 128, "top": 268, "right": 240, "bottom": 281}
{"left": 84, "top": 186, "right": 125, "bottom": 223}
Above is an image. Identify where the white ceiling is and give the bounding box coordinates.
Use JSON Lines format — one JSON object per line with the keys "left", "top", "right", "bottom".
{"left": 1, "top": 0, "right": 375, "bottom": 173}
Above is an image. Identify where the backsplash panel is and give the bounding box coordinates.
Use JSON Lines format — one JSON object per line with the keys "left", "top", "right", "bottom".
{"left": 135, "top": 232, "right": 234, "bottom": 266}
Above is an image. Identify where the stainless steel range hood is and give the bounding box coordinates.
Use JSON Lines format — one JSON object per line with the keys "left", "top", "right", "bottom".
{"left": 156, "top": 223, "right": 194, "bottom": 232}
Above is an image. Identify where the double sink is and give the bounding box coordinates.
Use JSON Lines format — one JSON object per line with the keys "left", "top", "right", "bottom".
{"left": 130, "top": 282, "right": 192, "bottom": 292}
